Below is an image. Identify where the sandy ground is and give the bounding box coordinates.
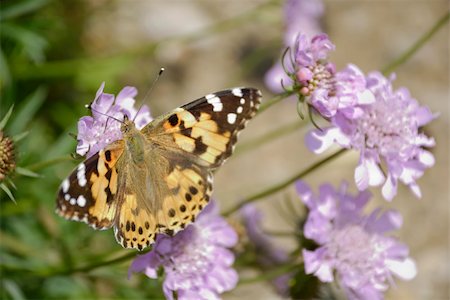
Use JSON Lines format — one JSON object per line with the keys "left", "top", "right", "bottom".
{"left": 84, "top": 1, "right": 449, "bottom": 298}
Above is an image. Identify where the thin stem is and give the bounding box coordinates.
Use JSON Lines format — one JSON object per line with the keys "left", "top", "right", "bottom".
{"left": 382, "top": 11, "right": 450, "bottom": 75}
{"left": 238, "top": 263, "right": 299, "bottom": 285}
{"left": 223, "top": 148, "right": 347, "bottom": 216}
{"left": 40, "top": 251, "right": 139, "bottom": 277}
{"left": 234, "top": 120, "right": 305, "bottom": 156}
{"left": 263, "top": 230, "right": 300, "bottom": 237}
{"left": 25, "top": 155, "right": 74, "bottom": 171}
{"left": 258, "top": 91, "right": 293, "bottom": 114}
{"left": 13, "top": 1, "right": 276, "bottom": 80}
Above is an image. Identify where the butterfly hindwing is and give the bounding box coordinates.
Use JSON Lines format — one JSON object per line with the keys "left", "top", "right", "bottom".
{"left": 56, "top": 141, "right": 125, "bottom": 229}
{"left": 113, "top": 148, "right": 213, "bottom": 250}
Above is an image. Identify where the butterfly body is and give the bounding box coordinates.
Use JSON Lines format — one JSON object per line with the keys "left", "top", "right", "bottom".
{"left": 56, "top": 88, "right": 261, "bottom": 250}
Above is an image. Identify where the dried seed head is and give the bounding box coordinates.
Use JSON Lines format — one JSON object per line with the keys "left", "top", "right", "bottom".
{"left": 0, "top": 131, "right": 16, "bottom": 181}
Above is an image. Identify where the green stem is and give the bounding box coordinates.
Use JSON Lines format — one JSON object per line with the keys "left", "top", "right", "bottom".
{"left": 382, "top": 11, "right": 450, "bottom": 75}
{"left": 258, "top": 91, "right": 293, "bottom": 114}
{"left": 25, "top": 155, "right": 74, "bottom": 171}
{"left": 223, "top": 148, "right": 347, "bottom": 216}
{"left": 13, "top": 0, "right": 276, "bottom": 80}
{"left": 234, "top": 120, "right": 306, "bottom": 156}
{"left": 238, "top": 263, "right": 298, "bottom": 285}
{"left": 40, "top": 251, "right": 139, "bottom": 277}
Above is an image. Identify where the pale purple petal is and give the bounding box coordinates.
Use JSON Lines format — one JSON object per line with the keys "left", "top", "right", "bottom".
{"left": 307, "top": 70, "right": 435, "bottom": 201}
{"left": 386, "top": 258, "right": 417, "bottom": 281}
{"left": 264, "top": 63, "right": 293, "bottom": 93}
{"left": 129, "top": 200, "right": 238, "bottom": 298}
{"left": 303, "top": 248, "right": 334, "bottom": 282}
{"left": 295, "top": 181, "right": 314, "bottom": 208}
{"left": 382, "top": 174, "right": 398, "bottom": 201}
{"left": 76, "top": 83, "right": 153, "bottom": 158}
{"left": 305, "top": 127, "right": 343, "bottom": 153}
{"left": 297, "top": 181, "right": 417, "bottom": 298}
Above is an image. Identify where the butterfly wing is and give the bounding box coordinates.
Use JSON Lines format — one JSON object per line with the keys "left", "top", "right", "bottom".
{"left": 113, "top": 88, "right": 262, "bottom": 250}
{"left": 143, "top": 87, "right": 262, "bottom": 168}
{"left": 56, "top": 140, "right": 125, "bottom": 229}
{"left": 113, "top": 152, "right": 213, "bottom": 250}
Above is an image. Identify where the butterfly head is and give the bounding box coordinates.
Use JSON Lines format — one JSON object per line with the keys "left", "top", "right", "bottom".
{"left": 120, "top": 115, "right": 138, "bottom": 137}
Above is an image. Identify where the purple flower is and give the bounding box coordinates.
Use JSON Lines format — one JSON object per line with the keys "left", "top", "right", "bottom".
{"left": 297, "top": 181, "right": 417, "bottom": 300}
{"left": 241, "top": 204, "right": 291, "bottom": 296}
{"left": 265, "top": 0, "right": 324, "bottom": 93}
{"left": 306, "top": 72, "right": 435, "bottom": 200}
{"left": 310, "top": 64, "right": 376, "bottom": 118}
{"left": 284, "top": 0, "right": 324, "bottom": 45}
{"left": 293, "top": 34, "right": 376, "bottom": 119}
{"left": 76, "top": 82, "right": 152, "bottom": 158}
{"left": 129, "top": 201, "right": 239, "bottom": 300}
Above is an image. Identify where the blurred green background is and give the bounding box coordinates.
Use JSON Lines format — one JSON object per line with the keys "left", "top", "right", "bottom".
{"left": 0, "top": 0, "right": 448, "bottom": 299}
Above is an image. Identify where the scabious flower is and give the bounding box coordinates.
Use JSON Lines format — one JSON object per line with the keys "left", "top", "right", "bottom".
{"left": 292, "top": 34, "right": 375, "bottom": 118}
{"left": 296, "top": 181, "right": 417, "bottom": 300}
{"left": 129, "top": 201, "right": 239, "bottom": 300}
{"left": 306, "top": 72, "right": 435, "bottom": 200}
{"left": 76, "top": 82, "right": 152, "bottom": 158}
{"left": 265, "top": 0, "right": 324, "bottom": 92}
{"left": 241, "top": 204, "right": 291, "bottom": 296}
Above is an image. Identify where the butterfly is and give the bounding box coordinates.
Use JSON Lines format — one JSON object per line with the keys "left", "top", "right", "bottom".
{"left": 56, "top": 88, "right": 262, "bottom": 250}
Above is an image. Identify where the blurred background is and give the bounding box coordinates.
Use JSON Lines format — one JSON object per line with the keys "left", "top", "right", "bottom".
{"left": 0, "top": 0, "right": 448, "bottom": 299}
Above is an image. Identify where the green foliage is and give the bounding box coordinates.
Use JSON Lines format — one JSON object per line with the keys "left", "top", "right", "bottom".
{"left": 0, "top": 1, "right": 164, "bottom": 298}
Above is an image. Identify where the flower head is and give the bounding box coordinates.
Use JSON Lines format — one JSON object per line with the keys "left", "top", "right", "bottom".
{"left": 297, "top": 181, "right": 417, "bottom": 300}
{"left": 0, "top": 131, "right": 15, "bottom": 181}
{"left": 292, "top": 34, "right": 376, "bottom": 118}
{"left": 265, "top": 0, "right": 324, "bottom": 93}
{"left": 306, "top": 72, "right": 435, "bottom": 200}
{"left": 77, "top": 82, "right": 152, "bottom": 158}
{"left": 0, "top": 105, "right": 37, "bottom": 202}
{"left": 129, "top": 201, "right": 239, "bottom": 300}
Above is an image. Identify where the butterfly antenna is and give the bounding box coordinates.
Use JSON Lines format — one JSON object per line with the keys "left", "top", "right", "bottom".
{"left": 85, "top": 104, "right": 124, "bottom": 124}
{"left": 133, "top": 67, "right": 165, "bottom": 122}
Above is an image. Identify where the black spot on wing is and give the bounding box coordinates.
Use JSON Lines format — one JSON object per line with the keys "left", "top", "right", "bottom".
{"left": 179, "top": 88, "right": 262, "bottom": 167}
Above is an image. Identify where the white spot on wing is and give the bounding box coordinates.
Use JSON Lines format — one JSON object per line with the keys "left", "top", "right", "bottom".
{"left": 70, "top": 198, "right": 76, "bottom": 205}
{"left": 240, "top": 98, "right": 245, "bottom": 105}
{"left": 77, "top": 163, "right": 87, "bottom": 187}
{"left": 232, "top": 88, "right": 243, "bottom": 97}
{"left": 207, "top": 95, "right": 223, "bottom": 112}
{"left": 237, "top": 106, "right": 243, "bottom": 114}
{"left": 62, "top": 179, "right": 69, "bottom": 193}
{"left": 227, "top": 113, "right": 237, "bottom": 124}
{"left": 77, "top": 195, "right": 87, "bottom": 207}
{"left": 64, "top": 194, "right": 70, "bottom": 201}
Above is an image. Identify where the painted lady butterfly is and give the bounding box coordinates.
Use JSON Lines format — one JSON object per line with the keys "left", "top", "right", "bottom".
{"left": 56, "top": 88, "right": 262, "bottom": 250}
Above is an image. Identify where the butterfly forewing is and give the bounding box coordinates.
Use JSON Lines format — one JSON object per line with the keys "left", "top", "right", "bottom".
{"left": 152, "top": 88, "right": 262, "bottom": 168}
{"left": 56, "top": 141, "right": 125, "bottom": 229}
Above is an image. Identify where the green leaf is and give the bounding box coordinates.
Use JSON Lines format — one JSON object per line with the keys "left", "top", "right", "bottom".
{"left": 1, "top": 23, "right": 48, "bottom": 63}
{"left": 9, "top": 87, "right": 47, "bottom": 135}
{"left": 0, "top": 104, "right": 14, "bottom": 130}
{"left": 15, "top": 167, "right": 40, "bottom": 178}
{"left": 2, "top": 279, "right": 26, "bottom": 300}
{"left": 0, "top": 183, "right": 15, "bottom": 202}
{"left": 0, "top": 0, "right": 51, "bottom": 22}
{"left": 12, "top": 131, "right": 29, "bottom": 143}
{"left": 0, "top": 47, "right": 11, "bottom": 88}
